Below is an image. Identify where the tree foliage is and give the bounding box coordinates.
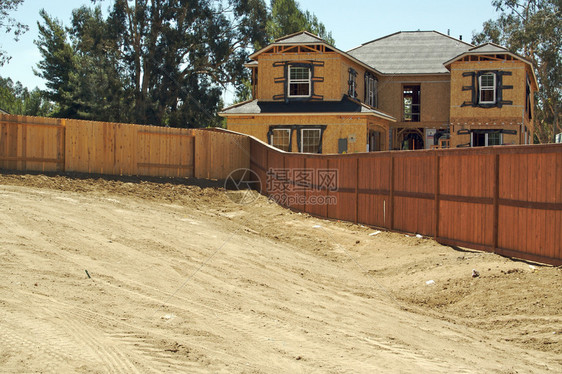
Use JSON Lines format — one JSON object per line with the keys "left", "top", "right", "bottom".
{"left": 0, "top": 76, "right": 54, "bottom": 116}
{"left": 473, "top": 0, "right": 561, "bottom": 143}
{"left": 33, "top": 0, "right": 334, "bottom": 125}
{"left": 267, "top": 0, "right": 334, "bottom": 46}
{"left": 234, "top": 0, "right": 334, "bottom": 102}
{"left": 0, "top": 0, "right": 29, "bottom": 66}
{"left": 35, "top": 0, "right": 268, "bottom": 127}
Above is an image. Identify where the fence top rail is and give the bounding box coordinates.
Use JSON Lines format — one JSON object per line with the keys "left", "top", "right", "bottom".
{"left": 245, "top": 131, "right": 562, "bottom": 161}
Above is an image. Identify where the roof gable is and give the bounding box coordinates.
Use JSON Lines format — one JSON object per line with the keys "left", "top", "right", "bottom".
{"left": 274, "top": 31, "right": 327, "bottom": 45}
{"left": 249, "top": 31, "right": 383, "bottom": 75}
{"left": 468, "top": 42, "right": 509, "bottom": 53}
{"left": 347, "top": 31, "right": 473, "bottom": 74}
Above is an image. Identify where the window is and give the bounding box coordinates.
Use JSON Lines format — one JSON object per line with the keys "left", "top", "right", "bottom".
{"left": 479, "top": 73, "right": 496, "bottom": 104}
{"left": 348, "top": 68, "right": 357, "bottom": 98}
{"left": 471, "top": 131, "right": 502, "bottom": 147}
{"left": 300, "top": 129, "right": 321, "bottom": 153}
{"left": 365, "top": 73, "right": 377, "bottom": 108}
{"left": 526, "top": 75, "right": 532, "bottom": 120}
{"left": 403, "top": 85, "right": 420, "bottom": 122}
{"left": 270, "top": 128, "right": 291, "bottom": 152}
{"left": 487, "top": 132, "right": 502, "bottom": 146}
{"left": 288, "top": 66, "right": 311, "bottom": 98}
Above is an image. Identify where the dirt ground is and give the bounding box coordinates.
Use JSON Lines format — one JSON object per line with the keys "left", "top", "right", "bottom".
{"left": 0, "top": 172, "right": 560, "bottom": 373}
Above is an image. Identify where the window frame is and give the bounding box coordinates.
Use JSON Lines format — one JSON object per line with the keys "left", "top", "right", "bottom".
{"left": 479, "top": 72, "right": 497, "bottom": 104}
{"left": 300, "top": 128, "right": 322, "bottom": 153}
{"left": 287, "top": 65, "right": 311, "bottom": 98}
{"left": 348, "top": 68, "right": 357, "bottom": 98}
{"left": 270, "top": 128, "right": 292, "bottom": 152}
{"left": 470, "top": 131, "right": 502, "bottom": 147}
{"left": 403, "top": 85, "right": 421, "bottom": 122}
{"left": 366, "top": 74, "right": 378, "bottom": 108}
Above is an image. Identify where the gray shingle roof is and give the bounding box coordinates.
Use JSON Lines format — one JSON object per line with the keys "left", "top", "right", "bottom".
{"left": 347, "top": 31, "right": 473, "bottom": 74}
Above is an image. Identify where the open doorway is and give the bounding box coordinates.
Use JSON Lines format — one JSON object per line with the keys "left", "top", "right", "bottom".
{"left": 398, "top": 128, "right": 424, "bottom": 150}
{"left": 368, "top": 130, "right": 383, "bottom": 151}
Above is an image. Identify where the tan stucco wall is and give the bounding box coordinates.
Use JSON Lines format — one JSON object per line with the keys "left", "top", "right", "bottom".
{"left": 449, "top": 123, "right": 522, "bottom": 148}
{"left": 256, "top": 52, "right": 343, "bottom": 102}
{"left": 227, "top": 115, "right": 391, "bottom": 154}
{"left": 377, "top": 74, "right": 451, "bottom": 125}
{"left": 449, "top": 60, "right": 528, "bottom": 120}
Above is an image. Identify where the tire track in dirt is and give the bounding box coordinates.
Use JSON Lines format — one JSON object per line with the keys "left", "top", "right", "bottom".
{"left": 0, "top": 324, "right": 74, "bottom": 373}
{"left": 30, "top": 297, "right": 247, "bottom": 373}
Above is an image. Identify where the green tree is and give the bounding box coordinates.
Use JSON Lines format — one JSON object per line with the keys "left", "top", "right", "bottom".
{"left": 94, "top": 0, "right": 268, "bottom": 127}
{"left": 234, "top": 0, "right": 335, "bottom": 103}
{"left": 0, "top": 76, "right": 54, "bottom": 116}
{"left": 35, "top": 0, "right": 267, "bottom": 126}
{"left": 267, "top": 0, "right": 334, "bottom": 45}
{"left": 35, "top": 10, "right": 81, "bottom": 118}
{"left": 69, "top": 6, "right": 132, "bottom": 121}
{"left": 0, "top": 0, "right": 29, "bottom": 66}
{"left": 473, "top": 0, "right": 561, "bottom": 143}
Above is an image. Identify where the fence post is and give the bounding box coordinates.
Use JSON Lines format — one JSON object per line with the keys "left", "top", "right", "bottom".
{"left": 355, "top": 156, "right": 359, "bottom": 224}
{"left": 59, "top": 119, "right": 66, "bottom": 172}
{"left": 389, "top": 155, "right": 395, "bottom": 230}
{"left": 493, "top": 152, "right": 500, "bottom": 252}
{"left": 265, "top": 147, "right": 270, "bottom": 196}
{"left": 326, "top": 158, "right": 330, "bottom": 218}
{"left": 21, "top": 121, "right": 27, "bottom": 172}
{"left": 192, "top": 133, "right": 196, "bottom": 178}
{"left": 303, "top": 156, "right": 307, "bottom": 214}
{"left": 434, "top": 151, "right": 440, "bottom": 239}
{"left": 282, "top": 153, "right": 287, "bottom": 207}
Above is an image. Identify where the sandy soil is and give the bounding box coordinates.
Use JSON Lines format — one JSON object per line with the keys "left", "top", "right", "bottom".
{"left": 0, "top": 172, "right": 560, "bottom": 373}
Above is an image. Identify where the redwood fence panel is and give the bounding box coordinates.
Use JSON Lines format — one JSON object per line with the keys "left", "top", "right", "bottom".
{"left": 0, "top": 114, "right": 249, "bottom": 180}
{"left": 249, "top": 138, "right": 562, "bottom": 266}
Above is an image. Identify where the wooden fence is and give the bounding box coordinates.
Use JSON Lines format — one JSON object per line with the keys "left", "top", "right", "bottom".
{"left": 249, "top": 138, "right": 562, "bottom": 266}
{"left": 0, "top": 114, "right": 250, "bottom": 179}
{"left": 1, "top": 114, "right": 560, "bottom": 265}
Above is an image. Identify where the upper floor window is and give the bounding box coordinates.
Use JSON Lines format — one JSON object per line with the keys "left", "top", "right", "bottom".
{"left": 365, "top": 73, "right": 377, "bottom": 108}
{"left": 288, "top": 66, "right": 311, "bottom": 98}
{"left": 403, "top": 85, "right": 420, "bottom": 122}
{"left": 525, "top": 75, "right": 532, "bottom": 120}
{"left": 479, "top": 73, "right": 496, "bottom": 104}
{"left": 348, "top": 68, "right": 357, "bottom": 98}
{"left": 461, "top": 70, "right": 513, "bottom": 108}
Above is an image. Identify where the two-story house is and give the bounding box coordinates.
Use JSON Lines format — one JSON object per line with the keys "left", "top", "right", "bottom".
{"left": 220, "top": 31, "right": 537, "bottom": 153}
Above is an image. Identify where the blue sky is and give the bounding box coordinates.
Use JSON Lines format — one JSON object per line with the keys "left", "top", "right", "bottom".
{"left": 1, "top": 0, "right": 498, "bottom": 103}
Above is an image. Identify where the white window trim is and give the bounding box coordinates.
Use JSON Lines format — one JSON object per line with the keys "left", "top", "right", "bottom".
{"left": 349, "top": 70, "right": 357, "bottom": 98}
{"left": 288, "top": 66, "right": 311, "bottom": 98}
{"left": 366, "top": 75, "right": 377, "bottom": 107}
{"left": 300, "top": 128, "right": 321, "bottom": 153}
{"left": 479, "top": 73, "right": 496, "bottom": 104}
{"left": 270, "top": 128, "right": 291, "bottom": 151}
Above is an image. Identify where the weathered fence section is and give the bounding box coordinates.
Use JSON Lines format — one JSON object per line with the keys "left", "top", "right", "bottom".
{"left": 0, "top": 115, "right": 65, "bottom": 172}
{"left": 250, "top": 138, "right": 562, "bottom": 266}
{"left": 0, "top": 114, "right": 249, "bottom": 179}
